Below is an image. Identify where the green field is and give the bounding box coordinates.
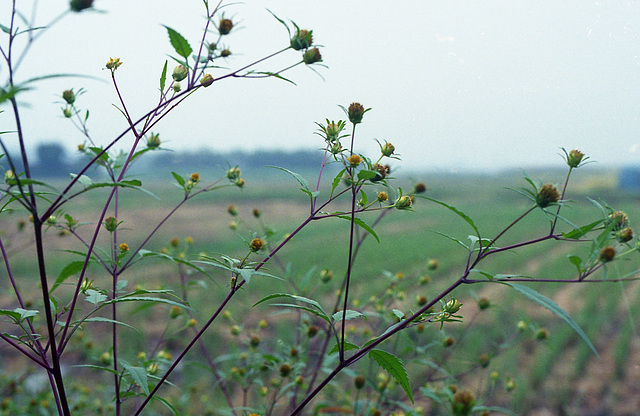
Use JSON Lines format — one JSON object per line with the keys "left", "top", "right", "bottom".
{"left": 1, "top": 166, "right": 639, "bottom": 415}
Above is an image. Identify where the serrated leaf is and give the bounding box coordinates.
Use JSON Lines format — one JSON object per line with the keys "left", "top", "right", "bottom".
{"left": 51, "top": 261, "right": 85, "bottom": 293}
{"left": 469, "top": 269, "right": 494, "bottom": 280}
{"left": 268, "top": 166, "right": 309, "bottom": 190}
{"left": 81, "top": 317, "right": 139, "bottom": 332}
{"left": 171, "top": 171, "right": 185, "bottom": 187}
{"left": 369, "top": 349, "right": 413, "bottom": 403}
{"left": 357, "top": 169, "right": 378, "bottom": 181}
{"left": 121, "top": 362, "right": 149, "bottom": 395}
{"left": 270, "top": 303, "right": 331, "bottom": 324}
{"left": 163, "top": 26, "right": 193, "bottom": 60}
{"left": 85, "top": 289, "right": 107, "bottom": 306}
{"left": 332, "top": 310, "right": 366, "bottom": 322}
{"left": 501, "top": 282, "right": 598, "bottom": 356}
{"left": 160, "top": 60, "right": 168, "bottom": 92}
{"left": 328, "top": 341, "right": 359, "bottom": 355}
{"left": 331, "top": 168, "right": 347, "bottom": 196}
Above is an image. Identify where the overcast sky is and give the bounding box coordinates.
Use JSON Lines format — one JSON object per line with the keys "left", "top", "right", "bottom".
{"left": 3, "top": 0, "right": 640, "bottom": 172}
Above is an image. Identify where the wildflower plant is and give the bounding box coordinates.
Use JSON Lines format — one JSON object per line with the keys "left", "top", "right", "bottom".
{"left": 0, "top": 1, "right": 638, "bottom": 416}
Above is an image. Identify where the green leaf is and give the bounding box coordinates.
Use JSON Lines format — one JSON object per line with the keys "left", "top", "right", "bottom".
{"left": 369, "top": 349, "right": 413, "bottom": 403}
{"left": 328, "top": 341, "right": 359, "bottom": 355}
{"left": 85, "top": 289, "right": 107, "bottom": 306}
{"left": 0, "top": 308, "right": 38, "bottom": 323}
{"left": 422, "top": 196, "right": 481, "bottom": 240}
{"left": 163, "top": 26, "right": 193, "bottom": 60}
{"left": 121, "top": 361, "right": 149, "bottom": 395}
{"left": 501, "top": 282, "right": 598, "bottom": 356}
{"left": 267, "top": 166, "right": 309, "bottom": 190}
{"left": 81, "top": 317, "right": 139, "bottom": 332}
{"left": 52, "top": 261, "right": 85, "bottom": 293}
{"left": 253, "top": 293, "right": 331, "bottom": 323}
{"left": 568, "top": 255, "right": 583, "bottom": 274}
{"left": 171, "top": 171, "right": 185, "bottom": 187}
{"left": 357, "top": 169, "right": 378, "bottom": 181}
{"left": 562, "top": 219, "right": 605, "bottom": 240}
{"left": 331, "top": 168, "right": 347, "bottom": 196}
{"left": 160, "top": 60, "right": 168, "bottom": 92}
{"left": 332, "top": 310, "right": 366, "bottom": 322}
{"left": 336, "top": 215, "right": 380, "bottom": 243}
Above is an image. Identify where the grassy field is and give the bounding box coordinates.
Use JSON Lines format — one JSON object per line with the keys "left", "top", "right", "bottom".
{"left": 1, "top": 166, "right": 639, "bottom": 415}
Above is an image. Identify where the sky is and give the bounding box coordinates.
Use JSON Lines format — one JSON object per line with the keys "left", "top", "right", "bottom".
{"left": 3, "top": 0, "right": 640, "bottom": 173}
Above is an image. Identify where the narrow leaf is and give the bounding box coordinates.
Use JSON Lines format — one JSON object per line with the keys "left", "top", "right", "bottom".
{"left": 332, "top": 310, "right": 366, "bottom": 322}
{"left": 369, "top": 349, "right": 413, "bottom": 403}
{"left": 422, "top": 196, "right": 481, "bottom": 240}
{"left": 267, "top": 166, "right": 309, "bottom": 190}
{"left": 160, "top": 60, "right": 168, "bottom": 92}
{"left": 501, "top": 282, "right": 598, "bottom": 356}
{"left": 336, "top": 215, "right": 380, "bottom": 243}
{"left": 328, "top": 341, "right": 359, "bottom": 355}
{"left": 52, "top": 261, "right": 85, "bottom": 293}
{"left": 121, "top": 362, "right": 150, "bottom": 395}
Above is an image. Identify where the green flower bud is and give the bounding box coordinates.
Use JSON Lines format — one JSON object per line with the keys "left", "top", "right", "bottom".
{"left": 226, "top": 166, "right": 241, "bottom": 180}
{"left": 354, "top": 375, "right": 366, "bottom": 389}
{"left": 249, "top": 238, "right": 264, "bottom": 252}
{"left": 452, "top": 390, "right": 475, "bottom": 416}
{"left": 477, "top": 297, "right": 491, "bottom": 310}
{"left": 394, "top": 195, "right": 412, "bottom": 210}
{"left": 200, "top": 74, "right": 214, "bottom": 87}
{"left": 618, "top": 227, "right": 634, "bottom": 243}
{"left": 279, "top": 363, "right": 291, "bottom": 377}
{"left": 535, "top": 328, "right": 549, "bottom": 340}
{"left": 146, "top": 133, "right": 161, "bottom": 148}
{"left": 103, "top": 216, "right": 119, "bottom": 232}
{"left": 63, "top": 107, "right": 73, "bottom": 118}
{"left": 172, "top": 65, "right": 188, "bottom": 82}
{"left": 565, "top": 149, "right": 585, "bottom": 168}
{"left": 379, "top": 141, "right": 395, "bottom": 157}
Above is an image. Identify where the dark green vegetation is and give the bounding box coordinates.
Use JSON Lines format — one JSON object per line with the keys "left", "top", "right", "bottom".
{"left": 2, "top": 167, "right": 639, "bottom": 415}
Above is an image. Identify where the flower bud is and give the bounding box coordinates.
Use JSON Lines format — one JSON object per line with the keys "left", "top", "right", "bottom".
{"left": 253, "top": 208, "right": 261, "bottom": 218}
{"left": 598, "top": 246, "right": 616, "bottom": 263}
{"left": 4, "top": 170, "right": 15, "bottom": 184}
{"left": 394, "top": 195, "right": 412, "bottom": 210}
{"left": 169, "top": 306, "right": 182, "bottom": 319}
{"left": 320, "top": 269, "right": 333, "bottom": 283}
{"left": 235, "top": 178, "right": 245, "bottom": 188}
{"left": 227, "top": 204, "right": 238, "bottom": 216}
{"left": 147, "top": 363, "right": 159, "bottom": 375}
{"left": 478, "top": 353, "right": 490, "bottom": 368}
{"left": 227, "top": 166, "right": 241, "bottom": 180}
{"left": 377, "top": 191, "right": 388, "bottom": 202}
{"left": 443, "top": 336, "right": 455, "bottom": 347}
{"left": 62, "top": 90, "right": 75, "bottom": 104}
{"left": 219, "top": 18, "right": 233, "bottom": 35}
{"left": 302, "top": 48, "right": 322, "bottom": 65}
{"left": 477, "top": 297, "right": 491, "bottom": 310}
{"left": 354, "top": 375, "right": 366, "bottom": 389}
{"left": 103, "top": 216, "right": 119, "bottom": 232}
{"left": 413, "top": 182, "right": 427, "bottom": 194}
{"left": 119, "top": 243, "right": 129, "bottom": 252}
{"left": 99, "top": 351, "right": 112, "bottom": 365}
{"left": 250, "top": 334, "right": 261, "bottom": 347}
{"left": 220, "top": 48, "right": 231, "bottom": 57}
{"left": 290, "top": 29, "right": 313, "bottom": 50}
{"left": 444, "top": 299, "right": 462, "bottom": 314}
{"left": 325, "top": 121, "right": 344, "bottom": 142}
{"left": 609, "top": 211, "right": 628, "bottom": 230}
{"left": 618, "top": 227, "right": 634, "bottom": 243}
{"left": 70, "top": 0, "right": 93, "bottom": 12}
{"left": 172, "top": 65, "right": 188, "bottom": 82}
{"left": 380, "top": 141, "right": 395, "bottom": 157}
{"left": 516, "top": 320, "right": 528, "bottom": 332}
{"left": 230, "top": 325, "right": 241, "bottom": 336}
{"left": 452, "top": 390, "right": 475, "bottom": 416}
{"left": 535, "top": 328, "right": 549, "bottom": 340}
{"left": 250, "top": 238, "right": 264, "bottom": 252}
{"left": 146, "top": 133, "right": 161, "bottom": 148}
{"left": 279, "top": 363, "right": 291, "bottom": 377}
{"left": 535, "top": 184, "right": 560, "bottom": 208}
{"left": 347, "top": 102, "right": 367, "bottom": 124}
{"left": 329, "top": 141, "right": 343, "bottom": 155}
{"left": 567, "top": 149, "right": 585, "bottom": 168}
{"left": 307, "top": 324, "right": 319, "bottom": 338}
{"left": 200, "top": 74, "right": 214, "bottom": 87}
{"left": 172, "top": 83, "right": 181, "bottom": 93}
{"left": 63, "top": 108, "right": 73, "bottom": 118}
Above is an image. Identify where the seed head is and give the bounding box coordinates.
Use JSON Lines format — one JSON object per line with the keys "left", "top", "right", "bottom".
{"left": 413, "top": 182, "right": 427, "bottom": 194}
{"left": 609, "top": 211, "right": 628, "bottom": 230}
{"left": 307, "top": 324, "right": 319, "bottom": 338}
{"left": 219, "top": 18, "right": 234, "bottom": 35}
{"left": 302, "top": 48, "right": 322, "bottom": 65}
{"left": 535, "top": 184, "right": 560, "bottom": 208}
{"left": 227, "top": 204, "right": 238, "bottom": 216}
{"left": 443, "top": 336, "right": 455, "bottom": 347}
{"left": 279, "top": 363, "right": 291, "bottom": 377}
{"left": 598, "top": 246, "right": 616, "bottom": 263}
{"left": 371, "top": 164, "right": 390, "bottom": 182}
{"left": 172, "top": 65, "right": 188, "bottom": 82}
{"left": 62, "top": 90, "right": 75, "bottom": 105}
{"left": 70, "top": 0, "right": 93, "bottom": 12}
{"left": 478, "top": 354, "right": 490, "bottom": 368}
{"left": 290, "top": 29, "right": 313, "bottom": 50}
{"left": 347, "top": 102, "right": 367, "bottom": 124}
{"left": 354, "top": 375, "right": 366, "bottom": 389}
{"left": 250, "top": 334, "right": 261, "bottom": 347}
{"left": 536, "top": 328, "right": 549, "bottom": 340}
{"left": 253, "top": 208, "right": 261, "bottom": 218}
{"left": 220, "top": 48, "right": 232, "bottom": 57}
{"left": 170, "top": 237, "right": 180, "bottom": 248}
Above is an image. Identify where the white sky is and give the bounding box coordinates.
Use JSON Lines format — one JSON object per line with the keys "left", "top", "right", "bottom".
{"left": 3, "top": 0, "right": 640, "bottom": 172}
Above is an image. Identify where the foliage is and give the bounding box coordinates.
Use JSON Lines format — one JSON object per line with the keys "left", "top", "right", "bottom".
{"left": 1, "top": 1, "right": 639, "bottom": 416}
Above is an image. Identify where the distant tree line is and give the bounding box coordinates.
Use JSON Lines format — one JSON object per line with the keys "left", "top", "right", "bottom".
{"left": 5, "top": 142, "right": 327, "bottom": 179}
